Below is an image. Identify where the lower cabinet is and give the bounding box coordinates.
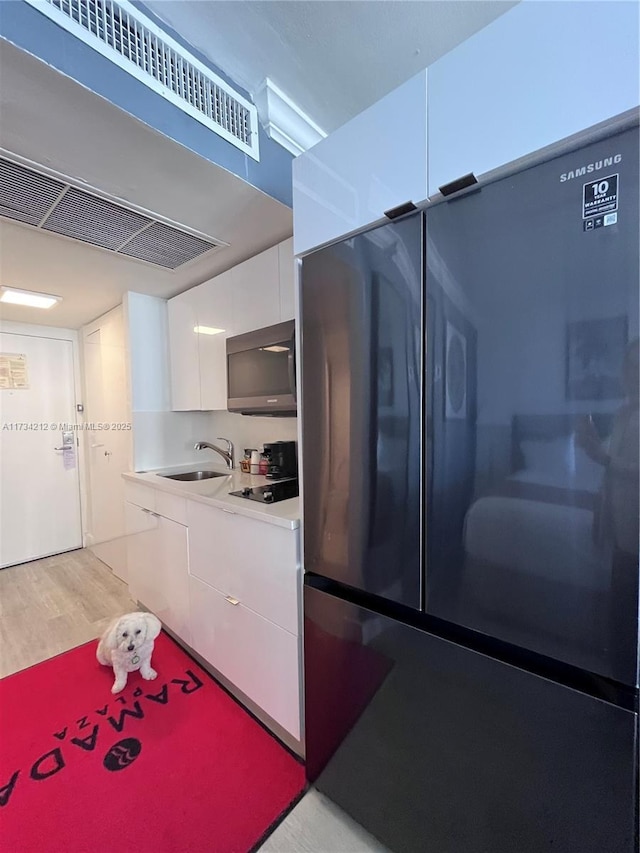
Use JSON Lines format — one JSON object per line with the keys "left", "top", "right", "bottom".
{"left": 189, "top": 575, "right": 301, "bottom": 739}
{"left": 187, "top": 500, "right": 301, "bottom": 738}
{"left": 124, "top": 481, "right": 302, "bottom": 742}
{"left": 124, "top": 500, "right": 191, "bottom": 645}
{"left": 187, "top": 500, "right": 299, "bottom": 634}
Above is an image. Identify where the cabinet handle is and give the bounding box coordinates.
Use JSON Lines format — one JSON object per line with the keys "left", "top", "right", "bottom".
{"left": 221, "top": 508, "right": 236, "bottom": 515}
{"left": 225, "top": 595, "right": 240, "bottom": 606}
{"left": 141, "top": 508, "right": 160, "bottom": 518}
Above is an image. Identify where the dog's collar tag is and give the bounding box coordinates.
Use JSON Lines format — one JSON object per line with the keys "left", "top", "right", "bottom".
{"left": 131, "top": 654, "right": 140, "bottom": 665}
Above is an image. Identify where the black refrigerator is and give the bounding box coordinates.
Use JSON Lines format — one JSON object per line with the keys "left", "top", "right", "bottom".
{"left": 300, "top": 115, "right": 639, "bottom": 853}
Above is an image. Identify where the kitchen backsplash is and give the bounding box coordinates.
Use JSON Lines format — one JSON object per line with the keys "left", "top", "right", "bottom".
{"left": 132, "top": 410, "right": 298, "bottom": 472}
{"left": 132, "top": 410, "right": 213, "bottom": 471}
{"left": 204, "top": 410, "right": 298, "bottom": 466}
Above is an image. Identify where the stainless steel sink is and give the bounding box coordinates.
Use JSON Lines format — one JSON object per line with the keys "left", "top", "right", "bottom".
{"left": 160, "top": 470, "right": 229, "bottom": 481}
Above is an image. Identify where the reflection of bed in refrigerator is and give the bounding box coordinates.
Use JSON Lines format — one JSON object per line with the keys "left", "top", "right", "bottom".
{"left": 460, "top": 414, "right": 613, "bottom": 662}
{"left": 465, "top": 497, "right": 603, "bottom": 590}
{"left": 497, "top": 413, "right": 608, "bottom": 509}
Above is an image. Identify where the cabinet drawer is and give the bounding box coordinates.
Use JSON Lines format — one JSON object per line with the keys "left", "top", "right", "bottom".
{"left": 124, "top": 480, "right": 156, "bottom": 511}
{"left": 155, "top": 491, "right": 187, "bottom": 525}
{"left": 189, "top": 576, "right": 301, "bottom": 739}
{"left": 187, "top": 500, "right": 299, "bottom": 635}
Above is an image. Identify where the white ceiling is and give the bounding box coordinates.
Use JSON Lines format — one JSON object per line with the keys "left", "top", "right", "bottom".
{"left": 0, "top": 41, "right": 292, "bottom": 329}
{"left": 146, "top": 0, "right": 519, "bottom": 134}
{"left": 0, "top": 1, "right": 518, "bottom": 329}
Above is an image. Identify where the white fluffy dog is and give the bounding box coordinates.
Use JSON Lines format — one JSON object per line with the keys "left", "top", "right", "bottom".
{"left": 97, "top": 611, "right": 162, "bottom": 694}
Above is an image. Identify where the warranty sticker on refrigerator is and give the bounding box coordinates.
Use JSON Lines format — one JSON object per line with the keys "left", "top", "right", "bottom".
{"left": 582, "top": 173, "right": 618, "bottom": 231}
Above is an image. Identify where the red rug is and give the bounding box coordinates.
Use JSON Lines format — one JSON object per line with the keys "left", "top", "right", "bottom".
{"left": 0, "top": 633, "right": 305, "bottom": 853}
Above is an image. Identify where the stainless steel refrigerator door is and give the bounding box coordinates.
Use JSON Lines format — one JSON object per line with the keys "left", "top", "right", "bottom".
{"left": 301, "top": 214, "right": 422, "bottom": 608}
{"left": 424, "top": 123, "right": 639, "bottom": 686}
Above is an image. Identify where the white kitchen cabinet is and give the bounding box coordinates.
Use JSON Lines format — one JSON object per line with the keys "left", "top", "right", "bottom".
{"left": 187, "top": 500, "right": 299, "bottom": 635}
{"left": 167, "top": 289, "right": 200, "bottom": 410}
{"left": 167, "top": 239, "right": 294, "bottom": 411}
{"left": 189, "top": 575, "right": 301, "bottom": 738}
{"left": 123, "top": 476, "right": 302, "bottom": 742}
{"left": 278, "top": 238, "right": 295, "bottom": 321}
{"left": 125, "top": 497, "right": 191, "bottom": 644}
{"left": 196, "top": 269, "right": 233, "bottom": 411}
{"left": 187, "top": 497, "right": 301, "bottom": 738}
{"left": 427, "top": 2, "right": 640, "bottom": 195}
{"left": 292, "top": 70, "right": 428, "bottom": 256}
{"left": 167, "top": 270, "right": 232, "bottom": 412}
{"left": 231, "top": 245, "right": 281, "bottom": 334}
{"left": 124, "top": 500, "right": 156, "bottom": 602}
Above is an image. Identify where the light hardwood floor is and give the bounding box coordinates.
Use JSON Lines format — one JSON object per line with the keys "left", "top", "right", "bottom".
{"left": 260, "top": 789, "right": 388, "bottom": 853}
{"left": 0, "top": 548, "right": 135, "bottom": 678}
{"left": 1, "top": 548, "right": 387, "bottom": 852}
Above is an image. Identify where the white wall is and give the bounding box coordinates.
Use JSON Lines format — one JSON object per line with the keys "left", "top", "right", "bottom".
{"left": 131, "top": 410, "right": 213, "bottom": 471}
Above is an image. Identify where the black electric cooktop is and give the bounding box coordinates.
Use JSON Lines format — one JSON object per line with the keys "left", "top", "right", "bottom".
{"left": 229, "top": 477, "right": 299, "bottom": 504}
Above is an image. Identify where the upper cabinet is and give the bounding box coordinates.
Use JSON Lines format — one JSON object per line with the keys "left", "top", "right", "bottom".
{"left": 427, "top": 2, "right": 640, "bottom": 195}
{"left": 292, "top": 71, "right": 428, "bottom": 256}
{"left": 197, "top": 269, "right": 233, "bottom": 411}
{"left": 167, "top": 238, "right": 295, "bottom": 411}
{"left": 167, "top": 289, "right": 201, "bottom": 411}
{"left": 232, "top": 245, "right": 281, "bottom": 335}
{"left": 292, "top": 4, "right": 639, "bottom": 255}
{"left": 167, "top": 272, "right": 233, "bottom": 412}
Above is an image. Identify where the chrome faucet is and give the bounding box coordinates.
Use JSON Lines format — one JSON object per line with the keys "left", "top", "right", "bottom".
{"left": 194, "top": 437, "right": 235, "bottom": 470}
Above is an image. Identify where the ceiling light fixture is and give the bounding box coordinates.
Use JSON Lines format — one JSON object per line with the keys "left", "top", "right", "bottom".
{"left": 0, "top": 287, "right": 62, "bottom": 309}
{"left": 261, "top": 345, "right": 289, "bottom": 353}
{"left": 193, "top": 325, "right": 225, "bottom": 335}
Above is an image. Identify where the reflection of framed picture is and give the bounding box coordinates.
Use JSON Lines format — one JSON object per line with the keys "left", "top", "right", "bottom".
{"left": 378, "top": 347, "right": 394, "bottom": 407}
{"left": 445, "top": 321, "right": 467, "bottom": 419}
{"left": 566, "top": 316, "right": 627, "bottom": 401}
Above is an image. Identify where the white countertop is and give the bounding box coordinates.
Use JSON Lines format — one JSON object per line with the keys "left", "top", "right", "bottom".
{"left": 122, "top": 464, "right": 300, "bottom": 530}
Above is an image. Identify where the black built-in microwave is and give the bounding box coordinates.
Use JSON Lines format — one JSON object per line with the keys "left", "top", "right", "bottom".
{"left": 226, "top": 320, "right": 296, "bottom": 416}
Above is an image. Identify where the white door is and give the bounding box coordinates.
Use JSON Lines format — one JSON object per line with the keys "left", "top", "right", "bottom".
{"left": 0, "top": 332, "right": 82, "bottom": 568}
{"left": 82, "top": 307, "right": 131, "bottom": 579}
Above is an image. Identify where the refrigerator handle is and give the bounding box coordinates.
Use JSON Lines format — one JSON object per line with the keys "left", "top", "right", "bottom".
{"left": 368, "top": 308, "right": 379, "bottom": 543}
{"left": 288, "top": 328, "right": 297, "bottom": 403}
{"left": 323, "top": 361, "right": 331, "bottom": 466}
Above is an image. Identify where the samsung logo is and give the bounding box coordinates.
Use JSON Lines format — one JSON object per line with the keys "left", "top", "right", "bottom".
{"left": 560, "top": 154, "right": 622, "bottom": 182}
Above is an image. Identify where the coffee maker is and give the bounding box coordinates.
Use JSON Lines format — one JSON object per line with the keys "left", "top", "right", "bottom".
{"left": 263, "top": 441, "right": 297, "bottom": 480}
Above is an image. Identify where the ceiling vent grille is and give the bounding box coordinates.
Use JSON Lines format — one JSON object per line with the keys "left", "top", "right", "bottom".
{"left": 23, "top": 0, "right": 259, "bottom": 160}
{"left": 42, "top": 186, "right": 152, "bottom": 250}
{"left": 0, "top": 156, "right": 225, "bottom": 269}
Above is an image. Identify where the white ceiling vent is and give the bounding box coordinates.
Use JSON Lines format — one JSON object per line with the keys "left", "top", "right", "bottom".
{"left": 0, "top": 156, "right": 226, "bottom": 269}
{"left": 23, "top": 0, "right": 259, "bottom": 160}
